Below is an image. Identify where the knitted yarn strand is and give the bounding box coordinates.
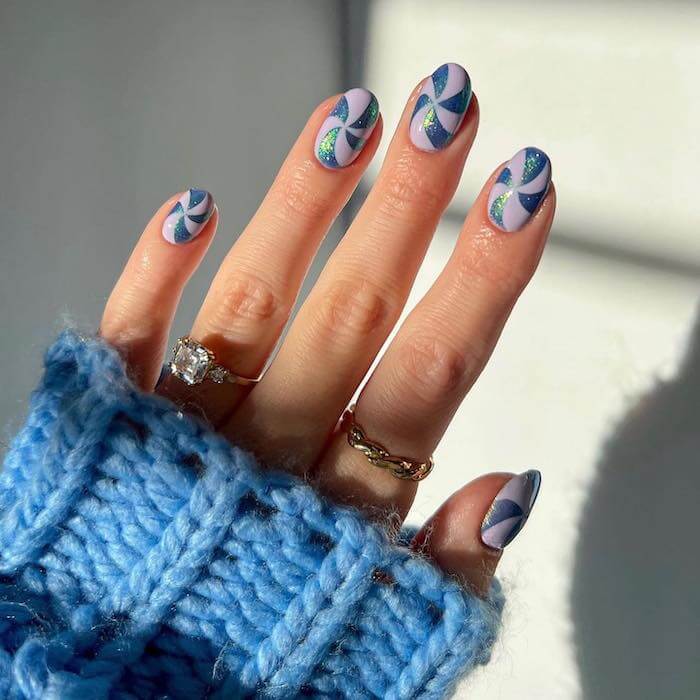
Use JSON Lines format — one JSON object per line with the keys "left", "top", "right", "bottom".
{"left": 0, "top": 331, "right": 503, "bottom": 698}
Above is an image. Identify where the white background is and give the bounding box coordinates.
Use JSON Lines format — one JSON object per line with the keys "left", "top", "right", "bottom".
{"left": 360, "top": 2, "right": 700, "bottom": 697}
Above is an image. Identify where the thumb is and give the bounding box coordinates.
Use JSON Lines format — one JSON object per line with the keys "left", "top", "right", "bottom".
{"left": 412, "top": 470, "right": 541, "bottom": 597}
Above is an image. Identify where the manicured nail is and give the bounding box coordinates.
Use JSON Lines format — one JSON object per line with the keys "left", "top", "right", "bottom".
{"left": 409, "top": 62, "right": 471, "bottom": 152}
{"left": 162, "top": 189, "right": 215, "bottom": 244}
{"left": 480, "top": 470, "right": 541, "bottom": 550}
{"left": 315, "top": 88, "right": 379, "bottom": 169}
{"left": 487, "top": 148, "right": 551, "bottom": 232}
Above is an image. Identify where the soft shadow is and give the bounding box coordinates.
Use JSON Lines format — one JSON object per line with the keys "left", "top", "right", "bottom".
{"left": 572, "top": 306, "right": 700, "bottom": 699}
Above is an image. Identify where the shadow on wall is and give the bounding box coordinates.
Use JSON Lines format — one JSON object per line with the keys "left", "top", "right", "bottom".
{"left": 572, "top": 304, "right": 700, "bottom": 700}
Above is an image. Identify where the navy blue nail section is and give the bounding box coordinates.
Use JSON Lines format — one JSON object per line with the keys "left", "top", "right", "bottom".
{"left": 162, "top": 189, "right": 214, "bottom": 244}
{"left": 409, "top": 63, "right": 471, "bottom": 151}
{"left": 315, "top": 88, "right": 379, "bottom": 169}
{"left": 480, "top": 470, "right": 541, "bottom": 550}
{"left": 488, "top": 148, "right": 551, "bottom": 232}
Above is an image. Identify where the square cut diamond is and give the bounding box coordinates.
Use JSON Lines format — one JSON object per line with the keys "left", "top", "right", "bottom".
{"left": 171, "top": 339, "right": 211, "bottom": 385}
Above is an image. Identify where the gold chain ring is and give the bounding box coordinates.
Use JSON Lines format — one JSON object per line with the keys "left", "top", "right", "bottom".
{"left": 342, "top": 408, "right": 434, "bottom": 482}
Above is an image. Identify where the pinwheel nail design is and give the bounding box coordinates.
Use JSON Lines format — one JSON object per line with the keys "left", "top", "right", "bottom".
{"left": 481, "top": 470, "right": 541, "bottom": 550}
{"left": 162, "top": 189, "right": 215, "bottom": 245}
{"left": 315, "top": 88, "right": 379, "bottom": 169}
{"left": 409, "top": 62, "right": 472, "bottom": 151}
{"left": 488, "top": 148, "right": 551, "bottom": 232}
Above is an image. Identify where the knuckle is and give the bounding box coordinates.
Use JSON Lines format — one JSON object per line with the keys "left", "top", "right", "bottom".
{"left": 209, "top": 273, "right": 287, "bottom": 335}
{"left": 378, "top": 155, "right": 446, "bottom": 217}
{"left": 454, "top": 245, "right": 531, "bottom": 300}
{"left": 395, "top": 335, "right": 476, "bottom": 400}
{"left": 276, "top": 161, "right": 332, "bottom": 225}
{"left": 315, "top": 279, "right": 395, "bottom": 340}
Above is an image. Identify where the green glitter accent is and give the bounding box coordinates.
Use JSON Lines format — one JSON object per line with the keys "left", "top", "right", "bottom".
{"left": 522, "top": 151, "right": 544, "bottom": 185}
{"left": 422, "top": 106, "right": 438, "bottom": 132}
{"left": 489, "top": 191, "right": 512, "bottom": 226}
{"left": 366, "top": 95, "right": 379, "bottom": 127}
{"left": 317, "top": 127, "right": 340, "bottom": 164}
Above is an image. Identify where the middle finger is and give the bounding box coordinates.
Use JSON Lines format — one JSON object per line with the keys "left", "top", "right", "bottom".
{"left": 227, "top": 63, "right": 477, "bottom": 469}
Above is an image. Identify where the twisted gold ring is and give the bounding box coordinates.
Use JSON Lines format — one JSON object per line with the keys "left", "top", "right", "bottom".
{"left": 341, "top": 407, "right": 434, "bottom": 482}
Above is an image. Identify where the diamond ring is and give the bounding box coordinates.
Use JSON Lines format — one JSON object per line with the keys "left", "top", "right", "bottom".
{"left": 168, "top": 336, "right": 259, "bottom": 387}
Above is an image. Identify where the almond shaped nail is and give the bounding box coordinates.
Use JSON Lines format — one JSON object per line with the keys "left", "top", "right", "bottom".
{"left": 480, "top": 470, "right": 541, "bottom": 550}
{"left": 409, "top": 62, "right": 472, "bottom": 152}
{"left": 315, "top": 88, "right": 379, "bottom": 169}
{"left": 487, "top": 148, "right": 551, "bottom": 232}
{"left": 162, "top": 189, "right": 215, "bottom": 244}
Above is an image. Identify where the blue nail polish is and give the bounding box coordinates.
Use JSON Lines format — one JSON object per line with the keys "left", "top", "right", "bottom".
{"left": 488, "top": 148, "right": 551, "bottom": 232}
{"left": 315, "top": 88, "right": 379, "bottom": 169}
{"left": 409, "top": 63, "right": 471, "bottom": 152}
{"left": 481, "top": 470, "right": 541, "bottom": 550}
{"left": 162, "top": 189, "right": 214, "bottom": 244}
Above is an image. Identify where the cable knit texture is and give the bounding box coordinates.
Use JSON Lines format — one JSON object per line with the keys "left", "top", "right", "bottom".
{"left": 0, "top": 331, "right": 503, "bottom": 699}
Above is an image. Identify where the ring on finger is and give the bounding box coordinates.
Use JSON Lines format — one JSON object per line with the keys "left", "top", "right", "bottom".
{"left": 168, "top": 336, "right": 260, "bottom": 387}
{"left": 341, "top": 406, "right": 434, "bottom": 481}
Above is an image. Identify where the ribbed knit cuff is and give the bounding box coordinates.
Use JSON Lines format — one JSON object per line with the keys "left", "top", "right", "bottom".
{"left": 0, "top": 331, "right": 503, "bottom": 699}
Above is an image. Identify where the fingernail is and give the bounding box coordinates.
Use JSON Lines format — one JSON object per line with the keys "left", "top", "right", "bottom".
{"left": 162, "top": 189, "right": 215, "bottom": 244}
{"left": 315, "top": 88, "right": 379, "bottom": 169}
{"left": 487, "top": 147, "right": 551, "bottom": 232}
{"left": 409, "top": 62, "right": 471, "bottom": 152}
{"left": 480, "top": 470, "right": 541, "bottom": 550}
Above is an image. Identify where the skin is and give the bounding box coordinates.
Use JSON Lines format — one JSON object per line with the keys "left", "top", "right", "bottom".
{"left": 101, "top": 75, "right": 556, "bottom": 598}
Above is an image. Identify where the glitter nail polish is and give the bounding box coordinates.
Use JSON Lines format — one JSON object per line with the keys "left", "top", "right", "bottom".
{"left": 315, "top": 88, "right": 379, "bottom": 169}
{"left": 487, "top": 148, "right": 551, "bottom": 232}
{"left": 162, "top": 189, "right": 214, "bottom": 244}
{"left": 409, "top": 63, "right": 471, "bottom": 152}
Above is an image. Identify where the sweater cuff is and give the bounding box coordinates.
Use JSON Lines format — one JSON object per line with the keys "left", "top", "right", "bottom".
{"left": 0, "top": 331, "right": 503, "bottom": 699}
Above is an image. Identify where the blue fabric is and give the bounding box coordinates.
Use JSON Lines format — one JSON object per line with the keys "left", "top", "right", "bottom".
{"left": 0, "top": 331, "right": 503, "bottom": 699}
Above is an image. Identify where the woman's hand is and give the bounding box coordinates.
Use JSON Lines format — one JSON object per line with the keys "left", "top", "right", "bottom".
{"left": 100, "top": 63, "right": 554, "bottom": 597}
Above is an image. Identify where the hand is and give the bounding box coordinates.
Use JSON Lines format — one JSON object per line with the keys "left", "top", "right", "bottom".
{"left": 100, "top": 64, "right": 554, "bottom": 597}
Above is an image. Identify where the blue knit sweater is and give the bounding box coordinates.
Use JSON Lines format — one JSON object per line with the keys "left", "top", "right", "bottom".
{"left": 0, "top": 332, "right": 503, "bottom": 698}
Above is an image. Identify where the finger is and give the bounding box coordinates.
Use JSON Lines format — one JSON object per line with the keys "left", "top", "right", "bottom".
{"left": 228, "top": 63, "right": 477, "bottom": 467}
{"left": 161, "top": 89, "right": 382, "bottom": 424}
{"left": 412, "top": 471, "right": 542, "bottom": 597}
{"left": 315, "top": 149, "right": 554, "bottom": 517}
{"left": 100, "top": 189, "right": 217, "bottom": 390}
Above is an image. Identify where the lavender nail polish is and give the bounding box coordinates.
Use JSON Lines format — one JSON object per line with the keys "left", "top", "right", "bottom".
{"left": 480, "top": 470, "right": 541, "bottom": 550}
{"left": 315, "top": 88, "right": 379, "bottom": 169}
{"left": 162, "top": 189, "right": 214, "bottom": 244}
{"left": 487, "top": 148, "right": 551, "bottom": 232}
{"left": 409, "top": 63, "right": 471, "bottom": 152}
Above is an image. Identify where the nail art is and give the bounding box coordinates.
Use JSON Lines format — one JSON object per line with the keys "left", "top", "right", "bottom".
{"left": 162, "top": 189, "right": 214, "bottom": 244}
{"left": 409, "top": 62, "right": 471, "bottom": 152}
{"left": 480, "top": 470, "right": 541, "bottom": 550}
{"left": 487, "top": 148, "right": 551, "bottom": 232}
{"left": 315, "top": 88, "right": 379, "bottom": 169}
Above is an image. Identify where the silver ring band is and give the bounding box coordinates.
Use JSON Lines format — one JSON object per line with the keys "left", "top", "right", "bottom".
{"left": 168, "top": 336, "right": 259, "bottom": 387}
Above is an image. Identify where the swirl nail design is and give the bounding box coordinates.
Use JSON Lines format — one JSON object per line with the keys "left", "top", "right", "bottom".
{"left": 409, "top": 63, "right": 472, "bottom": 152}
{"left": 315, "top": 88, "right": 379, "bottom": 169}
{"left": 488, "top": 148, "right": 551, "bottom": 232}
{"left": 481, "top": 470, "right": 541, "bottom": 550}
{"left": 162, "top": 189, "right": 214, "bottom": 244}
